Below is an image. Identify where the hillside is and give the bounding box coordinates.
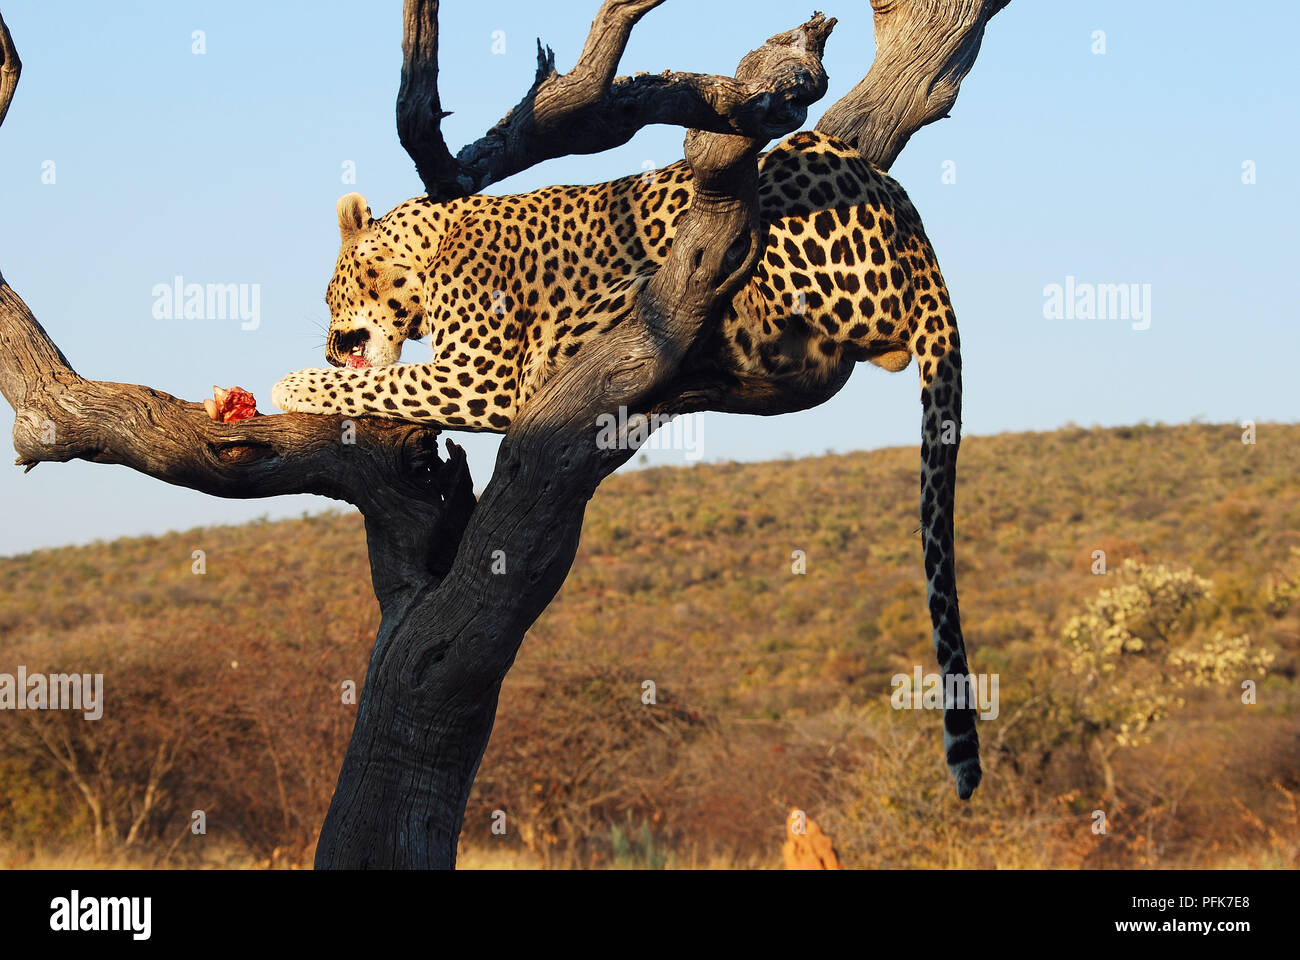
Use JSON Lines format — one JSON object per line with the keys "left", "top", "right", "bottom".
{"left": 0, "top": 421, "right": 1297, "bottom": 868}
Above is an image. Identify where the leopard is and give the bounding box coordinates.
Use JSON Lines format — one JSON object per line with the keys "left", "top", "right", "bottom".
{"left": 271, "top": 129, "right": 981, "bottom": 798}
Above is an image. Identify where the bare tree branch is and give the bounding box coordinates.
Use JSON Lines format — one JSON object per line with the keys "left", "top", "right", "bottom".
{"left": 0, "top": 278, "right": 476, "bottom": 616}
{"left": 399, "top": 0, "right": 835, "bottom": 199}
{"left": 0, "top": 12, "right": 19, "bottom": 128}
{"left": 817, "top": 0, "right": 1009, "bottom": 169}
{"left": 396, "top": 0, "right": 460, "bottom": 197}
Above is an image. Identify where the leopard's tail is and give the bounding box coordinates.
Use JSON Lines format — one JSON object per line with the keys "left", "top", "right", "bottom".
{"left": 912, "top": 309, "right": 981, "bottom": 799}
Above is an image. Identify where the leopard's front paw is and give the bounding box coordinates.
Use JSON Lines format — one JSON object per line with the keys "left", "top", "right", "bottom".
{"left": 271, "top": 369, "right": 331, "bottom": 414}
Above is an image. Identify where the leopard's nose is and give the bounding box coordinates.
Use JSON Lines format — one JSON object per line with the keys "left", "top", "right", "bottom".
{"left": 326, "top": 328, "right": 370, "bottom": 367}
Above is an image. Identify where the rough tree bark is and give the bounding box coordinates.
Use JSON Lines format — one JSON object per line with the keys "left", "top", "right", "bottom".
{"left": 0, "top": 0, "right": 1006, "bottom": 869}
{"left": 816, "top": 0, "right": 1010, "bottom": 169}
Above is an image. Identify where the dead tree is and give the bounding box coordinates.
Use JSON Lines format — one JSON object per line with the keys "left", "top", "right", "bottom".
{"left": 0, "top": 1, "right": 1007, "bottom": 868}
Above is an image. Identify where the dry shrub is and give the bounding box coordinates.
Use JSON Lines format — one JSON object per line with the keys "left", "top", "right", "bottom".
{"left": 828, "top": 707, "right": 1087, "bottom": 869}
{"left": 3, "top": 424, "right": 1299, "bottom": 869}
{"left": 466, "top": 664, "right": 709, "bottom": 867}
{"left": 0, "top": 616, "right": 367, "bottom": 866}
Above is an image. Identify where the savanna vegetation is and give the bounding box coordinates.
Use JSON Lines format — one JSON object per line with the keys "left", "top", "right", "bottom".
{"left": 0, "top": 420, "right": 1296, "bottom": 868}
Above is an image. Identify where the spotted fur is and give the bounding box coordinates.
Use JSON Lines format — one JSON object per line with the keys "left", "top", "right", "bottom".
{"left": 272, "top": 130, "right": 980, "bottom": 797}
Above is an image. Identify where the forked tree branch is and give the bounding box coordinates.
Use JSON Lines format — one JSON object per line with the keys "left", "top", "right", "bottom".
{"left": 400, "top": 0, "right": 835, "bottom": 200}
{"left": 817, "top": 0, "right": 1009, "bottom": 169}
{"left": 396, "top": 0, "right": 460, "bottom": 197}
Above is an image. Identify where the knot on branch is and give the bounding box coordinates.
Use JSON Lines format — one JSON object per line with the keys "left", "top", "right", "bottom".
{"left": 755, "top": 10, "right": 837, "bottom": 61}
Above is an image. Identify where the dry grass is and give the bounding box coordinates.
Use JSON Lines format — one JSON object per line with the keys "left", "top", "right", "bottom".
{"left": 1, "top": 421, "right": 1297, "bottom": 868}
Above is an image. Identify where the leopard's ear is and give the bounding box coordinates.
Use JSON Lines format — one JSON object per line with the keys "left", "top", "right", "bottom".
{"left": 337, "top": 193, "right": 373, "bottom": 243}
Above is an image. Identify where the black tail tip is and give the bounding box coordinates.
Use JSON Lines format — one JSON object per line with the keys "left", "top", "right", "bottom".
{"left": 954, "top": 763, "right": 982, "bottom": 800}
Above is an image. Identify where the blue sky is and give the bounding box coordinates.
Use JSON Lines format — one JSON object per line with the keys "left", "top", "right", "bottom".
{"left": 0, "top": 0, "right": 1296, "bottom": 555}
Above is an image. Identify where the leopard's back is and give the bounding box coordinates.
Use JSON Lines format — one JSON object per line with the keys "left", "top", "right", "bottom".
{"left": 415, "top": 129, "right": 951, "bottom": 405}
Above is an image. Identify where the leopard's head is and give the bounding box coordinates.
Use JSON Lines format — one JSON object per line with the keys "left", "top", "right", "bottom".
{"left": 324, "top": 193, "right": 427, "bottom": 368}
